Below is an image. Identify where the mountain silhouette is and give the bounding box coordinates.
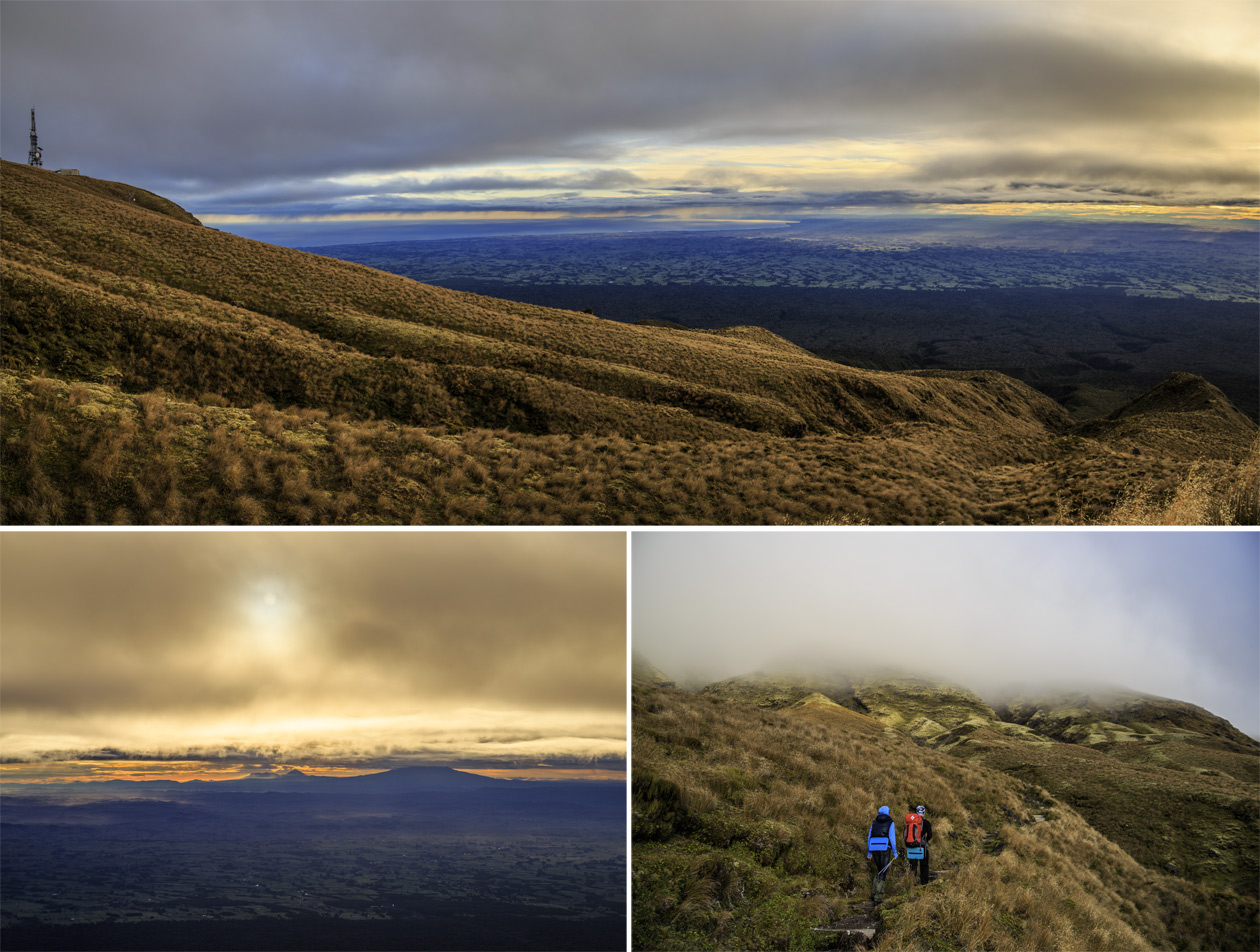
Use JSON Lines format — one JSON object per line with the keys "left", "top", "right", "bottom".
{"left": 223, "top": 765, "right": 507, "bottom": 792}
{"left": 0, "top": 766, "right": 508, "bottom": 796}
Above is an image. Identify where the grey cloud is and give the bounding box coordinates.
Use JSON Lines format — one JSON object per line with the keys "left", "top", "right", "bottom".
{"left": 797, "top": 190, "right": 928, "bottom": 206}
{"left": 917, "top": 152, "right": 1260, "bottom": 190}
{"left": 295, "top": 534, "right": 625, "bottom": 708}
{"left": 198, "top": 170, "right": 644, "bottom": 210}
{"left": 414, "top": 170, "right": 645, "bottom": 192}
{"left": 661, "top": 186, "right": 741, "bottom": 196}
{"left": 3, "top": 1, "right": 1254, "bottom": 209}
{"left": 849, "top": 31, "right": 1254, "bottom": 128}
{"left": 0, "top": 673, "right": 262, "bottom": 717}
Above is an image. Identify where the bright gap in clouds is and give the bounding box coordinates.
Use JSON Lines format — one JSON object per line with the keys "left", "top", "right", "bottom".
{"left": 241, "top": 581, "right": 299, "bottom": 656}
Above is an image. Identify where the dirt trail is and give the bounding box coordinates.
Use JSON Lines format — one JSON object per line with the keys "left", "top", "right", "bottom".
{"left": 813, "top": 870, "right": 954, "bottom": 948}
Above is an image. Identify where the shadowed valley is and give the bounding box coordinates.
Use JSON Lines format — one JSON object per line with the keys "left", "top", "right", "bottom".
{"left": 310, "top": 228, "right": 1260, "bottom": 422}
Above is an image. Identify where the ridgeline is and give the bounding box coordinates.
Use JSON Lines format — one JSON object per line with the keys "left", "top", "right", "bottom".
{"left": 2, "top": 161, "right": 1255, "bottom": 525}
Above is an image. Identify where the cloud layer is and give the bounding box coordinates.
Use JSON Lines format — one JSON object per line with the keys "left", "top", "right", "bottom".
{"left": 1, "top": 532, "right": 626, "bottom": 768}
{"left": 632, "top": 531, "right": 1260, "bottom": 739}
{"left": 2, "top": 1, "right": 1255, "bottom": 232}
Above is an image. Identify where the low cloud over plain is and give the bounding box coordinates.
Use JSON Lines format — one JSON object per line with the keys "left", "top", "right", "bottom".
{"left": 2, "top": 1, "right": 1255, "bottom": 233}
{"left": 633, "top": 531, "right": 1260, "bottom": 739}
{"left": 1, "top": 532, "right": 626, "bottom": 771}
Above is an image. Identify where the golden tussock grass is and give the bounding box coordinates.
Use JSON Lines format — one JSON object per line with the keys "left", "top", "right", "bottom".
{"left": 1058, "top": 437, "right": 1258, "bottom": 526}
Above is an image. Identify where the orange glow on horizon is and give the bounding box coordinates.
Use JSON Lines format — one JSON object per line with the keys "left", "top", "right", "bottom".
{"left": 0, "top": 761, "right": 386, "bottom": 784}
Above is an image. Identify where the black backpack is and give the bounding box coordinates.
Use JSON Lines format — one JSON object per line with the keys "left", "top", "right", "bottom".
{"left": 867, "top": 814, "right": 893, "bottom": 851}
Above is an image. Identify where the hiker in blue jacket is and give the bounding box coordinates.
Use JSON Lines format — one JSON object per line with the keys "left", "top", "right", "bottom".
{"left": 866, "top": 805, "right": 897, "bottom": 903}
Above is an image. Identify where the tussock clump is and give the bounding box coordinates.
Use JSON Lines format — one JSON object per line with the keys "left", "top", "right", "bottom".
{"left": 1054, "top": 441, "right": 1259, "bottom": 526}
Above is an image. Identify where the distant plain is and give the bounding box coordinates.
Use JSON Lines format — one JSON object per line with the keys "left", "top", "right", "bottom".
{"left": 1, "top": 774, "right": 624, "bottom": 951}
{"left": 306, "top": 219, "right": 1259, "bottom": 421}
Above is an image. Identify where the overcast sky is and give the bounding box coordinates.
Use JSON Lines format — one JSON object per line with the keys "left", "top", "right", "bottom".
{"left": 3, "top": 1, "right": 1256, "bottom": 244}
{"left": 632, "top": 530, "right": 1260, "bottom": 739}
{"left": 1, "top": 531, "right": 626, "bottom": 780}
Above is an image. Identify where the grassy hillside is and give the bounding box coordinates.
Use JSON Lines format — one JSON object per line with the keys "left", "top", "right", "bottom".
{"left": 3, "top": 160, "right": 1256, "bottom": 525}
{"left": 698, "top": 672, "right": 1260, "bottom": 900}
{"left": 632, "top": 678, "right": 1258, "bottom": 951}
{"left": 965, "top": 689, "right": 1260, "bottom": 896}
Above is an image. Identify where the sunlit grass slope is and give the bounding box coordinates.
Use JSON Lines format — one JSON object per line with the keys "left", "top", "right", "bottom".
{"left": 3, "top": 160, "right": 1255, "bottom": 525}
{"left": 632, "top": 679, "right": 1258, "bottom": 951}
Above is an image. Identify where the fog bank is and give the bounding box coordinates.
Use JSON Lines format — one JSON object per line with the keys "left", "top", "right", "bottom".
{"left": 632, "top": 531, "right": 1259, "bottom": 738}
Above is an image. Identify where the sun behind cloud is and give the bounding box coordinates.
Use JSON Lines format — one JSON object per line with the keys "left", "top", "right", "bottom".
{"left": 0, "top": 532, "right": 627, "bottom": 779}
{"left": 241, "top": 580, "right": 300, "bottom": 657}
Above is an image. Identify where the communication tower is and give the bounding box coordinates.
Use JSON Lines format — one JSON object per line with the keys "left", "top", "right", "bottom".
{"left": 28, "top": 109, "right": 43, "bottom": 167}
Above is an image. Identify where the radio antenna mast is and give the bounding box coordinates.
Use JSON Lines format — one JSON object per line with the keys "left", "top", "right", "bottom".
{"left": 28, "top": 109, "right": 43, "bottom": 167}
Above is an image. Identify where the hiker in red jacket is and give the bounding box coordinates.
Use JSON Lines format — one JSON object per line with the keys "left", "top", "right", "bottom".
{"left": 904, "top": 804, "right": 933, "bottom": 885}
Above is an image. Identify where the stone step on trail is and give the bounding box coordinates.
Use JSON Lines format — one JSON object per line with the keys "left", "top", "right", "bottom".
{"left": 813, "top": 913, "right": 879, "bottom": 946}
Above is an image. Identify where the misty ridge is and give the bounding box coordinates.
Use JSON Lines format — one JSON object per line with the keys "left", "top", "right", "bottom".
{"left": 638, "top": 634, "right": 1259, "bottom": 735}
{"left": 635, "top": 653, "right": 1258, "bottom": 747}
{"left": 630, "top": 529, "right": 1259, "bottom": 740}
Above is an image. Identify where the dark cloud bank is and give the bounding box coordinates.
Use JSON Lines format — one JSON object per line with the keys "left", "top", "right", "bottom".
{"left": 3, "top": 1, "right": 1254, "bottom": 225}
